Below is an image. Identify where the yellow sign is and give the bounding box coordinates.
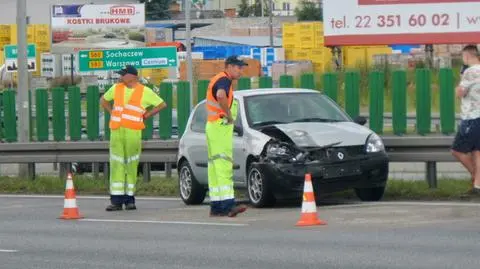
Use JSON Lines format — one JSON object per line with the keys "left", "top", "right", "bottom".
{"left": 88, "top": 61, "right": 104, "bottom": 69}
{"left": 88, "top": 51, "right": 103, "bottom": 59}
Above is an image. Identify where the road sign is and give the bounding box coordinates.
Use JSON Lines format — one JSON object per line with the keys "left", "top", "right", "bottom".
{"left": 324, "top": 0, "right": 480, "bottom": 45}
{"left": 3, "top": 44, "right": 37, "bottom": 73}
{"left": 78, "top": 47, "right": 178, "bottom": 72}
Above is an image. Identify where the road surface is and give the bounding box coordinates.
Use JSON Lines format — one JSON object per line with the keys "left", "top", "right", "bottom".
{"left": 0, "top": 195, "right": 479, "bottom": 269}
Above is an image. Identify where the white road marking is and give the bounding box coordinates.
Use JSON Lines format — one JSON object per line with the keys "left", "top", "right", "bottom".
{"left": 80, "top": 218, "right": 249, "bottom": 227}
{"left": 0, "top": 194, "right": 181, "bottom": 201}
{"left": 0, "top": 249, "right": 18, "bottom": 253}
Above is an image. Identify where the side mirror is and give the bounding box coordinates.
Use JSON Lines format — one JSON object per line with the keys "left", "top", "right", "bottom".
{"left": 234, "top": 125, "right": 243, "bottom": 136}
{"left": 354, "top": 116, "right": 367, "bottom": 126}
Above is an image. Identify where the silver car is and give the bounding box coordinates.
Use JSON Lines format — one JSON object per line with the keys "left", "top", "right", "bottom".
{"left": 177, "top": 88, "right": 389, "bottom": 208}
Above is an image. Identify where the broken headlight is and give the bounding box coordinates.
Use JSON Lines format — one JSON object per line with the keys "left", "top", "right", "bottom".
{"left": 265, "top": 142, "right": 307, "bottom": 163}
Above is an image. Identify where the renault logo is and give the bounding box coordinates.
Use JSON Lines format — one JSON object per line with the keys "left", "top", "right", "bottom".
{"left": 337, "top": 152, "right": 344, "bottom": 160}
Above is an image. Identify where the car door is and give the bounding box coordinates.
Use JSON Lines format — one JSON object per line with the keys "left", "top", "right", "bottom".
{"left": 185, "top": 104, "right": 209, "bottom": 184}
{"left": 232, "top": 99, "right": 247, "bottom": 187}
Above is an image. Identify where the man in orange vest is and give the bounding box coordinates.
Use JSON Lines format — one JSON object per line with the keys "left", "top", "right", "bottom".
{"left": 100, "top": 65, "right": 167, "bottom": 211}
{"left": 206, "top": 56, "right": 248, "bottom": 217}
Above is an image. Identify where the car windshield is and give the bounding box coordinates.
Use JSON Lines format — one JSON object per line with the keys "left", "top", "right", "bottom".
{"left": 244, "top": 92, "right": 350, "bottom": 128}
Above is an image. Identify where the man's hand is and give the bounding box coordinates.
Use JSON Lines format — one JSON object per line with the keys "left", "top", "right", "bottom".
{"left": 100, "top": 96, "right": 112, "bottom": 114}
{"left": 143, "top": 102, "right": 167, "bottom": 120}
{"left": 216, "top": 89, "right": 233, "bottom": 124}
{"left": 456, "top": 86, "right": 466, "bottom": 98}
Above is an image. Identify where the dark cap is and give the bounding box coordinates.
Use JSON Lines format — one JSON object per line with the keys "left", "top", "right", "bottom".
{"left": 225, "top": 55, "right": 248, "bottom": 67}
{"left": 115, "top": 65, "right": 138, "bottom": 76}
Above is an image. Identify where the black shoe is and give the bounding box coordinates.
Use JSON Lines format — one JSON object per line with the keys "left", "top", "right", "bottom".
{"left": 106, "top": 204, "right": 123, "bottom": 211}
{"left": 125, "top": 203, "right": 137, "bottom": 210}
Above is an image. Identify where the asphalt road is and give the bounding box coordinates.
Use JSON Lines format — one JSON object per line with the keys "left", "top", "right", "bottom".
{"left": 1, "top": 196, "right": 479, "bottom": 269}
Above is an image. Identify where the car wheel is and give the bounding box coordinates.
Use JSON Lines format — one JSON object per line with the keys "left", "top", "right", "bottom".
{"left": 178, "top": 160, "right": 206, "bottom": 205}
{"left": 247, "top": 163, "right": 275, "bottom": 208}
{"left": 354, "top": 186, "right": 386, "bottom": 201}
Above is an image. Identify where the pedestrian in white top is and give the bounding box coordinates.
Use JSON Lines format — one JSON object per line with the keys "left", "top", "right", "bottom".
{"left": 451, "top": 44, "right": 480, "bottom": 197}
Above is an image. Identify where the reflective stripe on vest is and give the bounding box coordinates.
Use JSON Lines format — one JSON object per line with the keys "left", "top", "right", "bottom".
{"left": 206, "top": 72, "right": 233, "bottom": 122}
{"left": 109, "top": 83, "right": 146, "bottom": 130}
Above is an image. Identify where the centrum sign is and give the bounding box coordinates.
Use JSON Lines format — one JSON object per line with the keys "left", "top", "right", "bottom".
{"left": 78, "top": 47, "right": 178, "bottom": 72}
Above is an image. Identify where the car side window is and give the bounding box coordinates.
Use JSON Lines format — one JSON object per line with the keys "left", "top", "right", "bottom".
{"left": 190, "top": 104, "right": 207, "bottom": 133}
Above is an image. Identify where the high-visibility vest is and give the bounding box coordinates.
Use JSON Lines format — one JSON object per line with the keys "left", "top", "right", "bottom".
{"left": 206, "top": 72, "right": 233, "bottom": 122}
{"left": 109, "top": 83, "right": 146, "bottom": 130}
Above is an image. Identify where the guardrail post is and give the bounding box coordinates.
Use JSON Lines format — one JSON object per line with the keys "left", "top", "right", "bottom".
{"left": 392, "top": 70, "right": 407, "bottom": 135}
{"left": 369, "top": 71, "right": 384, "bottom": 134}
{"left": 323, "top": 72, "right": 338, "bottom": 103}
{"left": 142, "top": 84, "right": 155, "bottom": 141}
{"left": 426, "top": 161, "right": 437, "bottom": 189}
{"left": 3, "top": 89, "right": 17, "bottom": 142}
{"left": 259, "top": 76, "right": 273, "bottom": 88}
{"left": 416, "top": 68, "right": 431, "bottom": 135}
{"left": 345, "top": 71, "right": 360, "bottom": 119}
{"left": 0, "top": 92, "right": 3, "bottom": 140}
{"left": 439, "top": 68, "right": 455, "bottom": 135}
{"left": 177, "top": 81, "right": 191, "bottom": 138}
{"left": 52, "top": 87, "right": 66, "bottom": 142}
{"left": 143, "top": 163, "right": 151, "bottom": 183}
{"left": 35, "top": 88, "right": 49, "bottom": 142}
{"left": 237, "top": 77, "right": 251, "bottom": 90}
{"left": 279, "top": 74, "right": 294, "bottom": 88}
{"left": 300, "top": 73, "right": 315, "bottom": 89}
{"left": 103, "top": 85, "right": 112, "bottom": 141}
{"left": 159, "top": 82, "right": 173, "bottom": 140}
{"left": 68, "top": 86, "right": 82, "bottom": 141}
{"left": 197, "top": 80, "right": 209, "bottom": 103}
{"left": 87, "top": 85, "right": 100, "bottom": 141}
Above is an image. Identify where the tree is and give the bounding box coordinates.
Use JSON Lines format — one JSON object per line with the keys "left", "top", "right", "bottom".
{"left": 139, "top": 0, "right": 172, "bottom": 20}
{"left": 238, "top": 0, "right": 271, "bottom": 17}
{"left": 294, "top": 0, "right": 323, "bottom": 21}
{"left": 238, "top": 0, "right": 251, "bottom": 17}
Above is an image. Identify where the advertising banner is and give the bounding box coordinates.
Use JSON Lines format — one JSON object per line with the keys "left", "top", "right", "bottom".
{"left": 324, "top": 0, "right": 480, "bottom": 45}
{"left": 50, "top": 4, "right": 145, "bottom": 53}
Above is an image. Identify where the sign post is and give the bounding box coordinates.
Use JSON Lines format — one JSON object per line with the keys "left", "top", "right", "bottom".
{"left": 78, "top": 47, "right": 178, "bottom": 72}
{"left": 324, "top": 0, "right": 480, "bottom": 45}
{"left": 3, "top": 44, "right": 37, "bottom": 73}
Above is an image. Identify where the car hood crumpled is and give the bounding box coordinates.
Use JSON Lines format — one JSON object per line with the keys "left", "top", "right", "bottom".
{"left": 271, "top": 122, "right": 373, "bottom": 148}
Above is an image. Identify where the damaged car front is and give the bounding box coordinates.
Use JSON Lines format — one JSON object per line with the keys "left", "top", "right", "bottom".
{"left": 243, "top": 90, "right": 389, "bottom": 207}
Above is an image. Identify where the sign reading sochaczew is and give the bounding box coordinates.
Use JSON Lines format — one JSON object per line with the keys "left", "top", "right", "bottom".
{"left": 324, "top": 0, "right": 480, "bottom": 45}
{"left": 78, "top": 47, "right": 178, "bottom": 72}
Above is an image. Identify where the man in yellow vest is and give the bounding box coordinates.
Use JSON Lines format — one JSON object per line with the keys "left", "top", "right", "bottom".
{"left": 100, "top": 65, "right": 167, "bottom": 211}
{"left": 206, "top": 56, "right": 248, "bottom": 217}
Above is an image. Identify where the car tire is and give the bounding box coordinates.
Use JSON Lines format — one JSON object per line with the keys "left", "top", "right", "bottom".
{"left": 178, "top": 160, "right": 206, "bottom": 205}
{"left": 246, "top": 163, "right": 275, "bottom": 208}
{"left": 354, "top": 186, "right": 386, "bottom": 201}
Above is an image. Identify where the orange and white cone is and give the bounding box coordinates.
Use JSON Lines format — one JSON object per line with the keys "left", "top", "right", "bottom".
{"left": 296, "top": 173, "right": 327, "bottom": 227}
{"left": 59, "top": 173, "right": 83, "bottom": 220}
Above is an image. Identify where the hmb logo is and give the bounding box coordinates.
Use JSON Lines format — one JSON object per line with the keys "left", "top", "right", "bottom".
{"left": 110, "top": 5, "right": 135, "bottom": 16}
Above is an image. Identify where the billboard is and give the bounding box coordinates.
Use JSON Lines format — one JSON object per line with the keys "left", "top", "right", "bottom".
{"left": 50, "top": 4, "right": 145, "bottom": 53}
{"left": 324, "top": 0, "right": 480, "bottom": 45}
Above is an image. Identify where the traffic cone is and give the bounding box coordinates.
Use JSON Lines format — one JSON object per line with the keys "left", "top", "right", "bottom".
{"left": 296, "top": 173, "right": 327, "bottom": 227}
{"left": 59, "top": 173, "right": 83, "bottom": 220}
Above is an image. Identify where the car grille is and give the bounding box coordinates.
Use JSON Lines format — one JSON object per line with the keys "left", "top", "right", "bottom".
{"left": 308, "top": 145, "right": 365, "bottom": 162}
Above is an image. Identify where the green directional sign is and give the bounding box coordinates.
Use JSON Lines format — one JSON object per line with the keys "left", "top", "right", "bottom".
{"left": 3, "top": 44, "right": 37, "bottom": 73}
{"left": 78, "top": 47, "right": 178, "bottom": 72}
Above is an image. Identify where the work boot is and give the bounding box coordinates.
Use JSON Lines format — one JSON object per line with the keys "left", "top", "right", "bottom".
{"left": 106, "top": 204, "right": 123, "bottom": 211}
{"left": 227, "top": 204, "right": 247, "bottom": 218}
{"left": 125, "top": 203, "right": 137, "bottom": 210}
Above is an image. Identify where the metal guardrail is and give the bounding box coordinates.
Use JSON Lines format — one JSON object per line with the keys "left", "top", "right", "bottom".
{"left": 0, "top": 136, "right": 456, "bottom": 188}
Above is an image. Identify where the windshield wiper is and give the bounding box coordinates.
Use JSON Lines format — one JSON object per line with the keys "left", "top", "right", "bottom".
{"left": 292, "top": 117, "right": 343, "bottom": 123}
{"left": 251, "top": 120, "right": 287, "bottom": 127}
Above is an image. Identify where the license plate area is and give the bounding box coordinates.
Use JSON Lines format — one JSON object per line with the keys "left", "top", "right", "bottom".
{"left": 323, "top": 165, "right": 362, "bottom": 179}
